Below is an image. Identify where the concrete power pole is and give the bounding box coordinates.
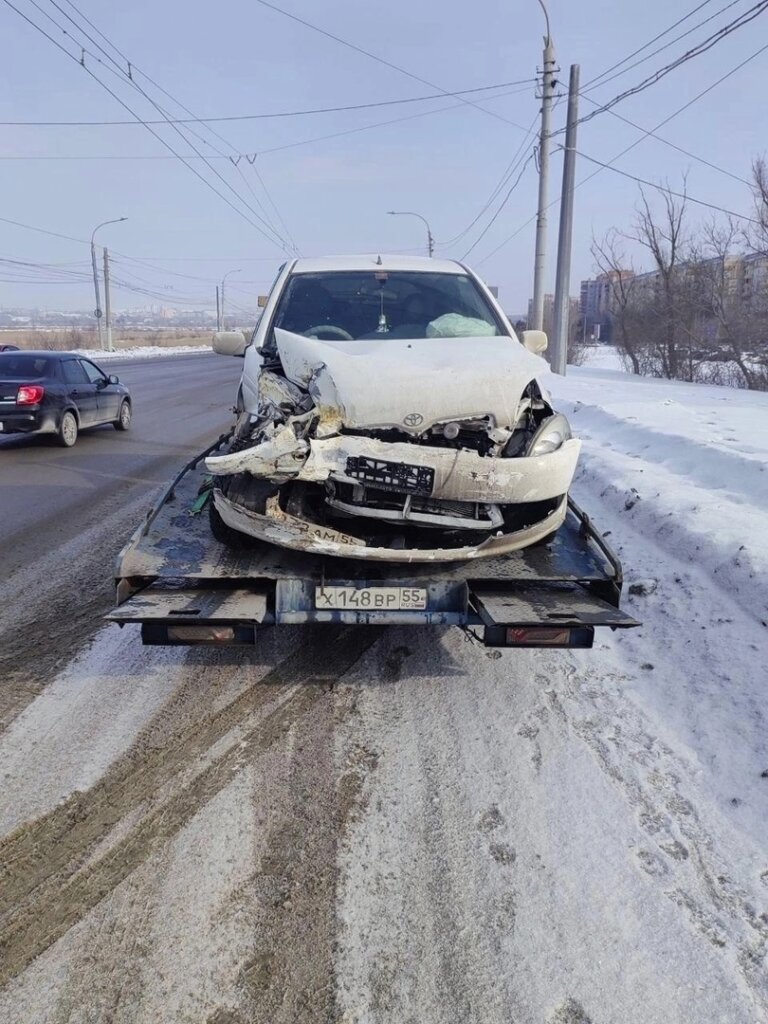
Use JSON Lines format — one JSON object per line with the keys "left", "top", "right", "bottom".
{"left": 103, "top": 247, "right": 114, "bottom": 353}
{"left": 551, "top": 64, "right": 580, "bottom": 376}
{"left": 90, "top": 241, "right": 104, "bottom": 350}
{"left": 216, "top": 285, "right": 221, "bottom": 331}
{"left": 530, "top": 32, "right": 558, "bottom": 331}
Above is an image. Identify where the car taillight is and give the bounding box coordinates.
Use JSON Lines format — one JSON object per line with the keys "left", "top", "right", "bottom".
{"left": 16, "top": 385, "right": 45, "bottom": 406}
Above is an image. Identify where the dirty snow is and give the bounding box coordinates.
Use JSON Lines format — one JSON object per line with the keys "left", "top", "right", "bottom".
{"left": 0, "top": 360, "right": 766, "bottom": 1023}
{"left": 72, "top": 344, "right": 211, "bottom": 360}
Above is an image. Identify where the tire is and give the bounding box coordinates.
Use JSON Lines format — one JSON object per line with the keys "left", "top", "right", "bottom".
{"left": 114, "top": 399, "right": 131, "bottom": 431}
{"left": 208, "top": 492, "right": 258, "bottom": 550}
{"left": 57, "top": 410, "right": 78, "bottom": 448}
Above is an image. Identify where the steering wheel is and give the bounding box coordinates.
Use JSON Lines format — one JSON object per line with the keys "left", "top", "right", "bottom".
{"left": 303, "top": 324, "right": 354, "bottom": 341}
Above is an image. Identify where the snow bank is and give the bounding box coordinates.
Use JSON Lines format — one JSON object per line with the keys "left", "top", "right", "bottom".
{"left": 73, "top": 344, "right": 211, "bottom": 361}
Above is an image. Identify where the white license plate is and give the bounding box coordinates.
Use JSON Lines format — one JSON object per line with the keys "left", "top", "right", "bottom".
{"left": 315, "top": 585, "right": 428, "bottom": 611}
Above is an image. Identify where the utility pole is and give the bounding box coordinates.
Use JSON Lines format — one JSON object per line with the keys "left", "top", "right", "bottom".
{"left": 216, "top": 285, "right": 221, "bottom": 331}
{"left": 90, "top": 217, "right": 126, "bottom": 349}
{"left": 103, "top": 247, "right": 114, "bottom": 353}
{"left": 551, "top": 64, "right": 580, "bottom": 376}
{"left": 90, "top": 241, "right": 104, "bottom": 349}
{"left": 221, "top": 269, "right": 242, "bottom": 330}
{"left": 531, "top": 7, "right": 557, "bottom": 331}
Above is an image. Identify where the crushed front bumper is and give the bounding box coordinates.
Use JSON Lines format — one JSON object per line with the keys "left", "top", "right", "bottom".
{"left": 213, "top": 488, "right": 569, "bottom": 563}
{"left": 206, "top": 432, "right": 581, "bottom": 505}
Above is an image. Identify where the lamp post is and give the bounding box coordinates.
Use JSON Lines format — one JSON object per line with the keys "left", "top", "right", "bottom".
{"left": 387, "top": 210, "right": 434, "bottom": 258}
{"left": 530, "top": 0, "right": 557, "bottom": 332}
{"left": 90, "top": 217, "right": 127, "bottom": 349}
{"left": 221, "top": 269, "right": 242, "bottom": 329}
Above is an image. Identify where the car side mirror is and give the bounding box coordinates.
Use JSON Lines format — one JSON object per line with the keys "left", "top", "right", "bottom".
{"left": 108, "top": 374, "right": 119, "bottom": 385}
{"left": 521, "top": 329, "right": 548, "bottom": 354}
{"left": 212, "top": 331, "right": 247, "bottom": 357}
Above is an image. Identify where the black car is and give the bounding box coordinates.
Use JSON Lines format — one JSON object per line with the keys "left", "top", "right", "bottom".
{"left": 0, "top": 350, "right": 132, "bottom": 447}
{"left": 0, "top": 344, "right": 20, "bottom": 352}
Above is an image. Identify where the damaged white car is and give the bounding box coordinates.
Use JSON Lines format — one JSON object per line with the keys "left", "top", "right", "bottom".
{"left": 208, "top": 255, "right": 580, "bottom": 562}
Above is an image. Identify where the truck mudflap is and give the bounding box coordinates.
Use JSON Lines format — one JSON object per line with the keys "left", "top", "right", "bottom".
{"left": 108, "top": 437, "right": 640, "bottom": 649}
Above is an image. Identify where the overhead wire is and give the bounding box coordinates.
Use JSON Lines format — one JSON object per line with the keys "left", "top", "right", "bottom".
{"left": 569, "top": 0, "right": 768, "bottom": 130}
{"left": 474, "top": 38, "right": 768, "bottom": 266}
{"left": 582, "top": 0, "right": 741, "bottom": 91}
{"left": 251, "top": 0, "right": 532, "bottom": 133}
{"left": 0, "top": 79, "right": 536, "bottom": 125}
{"left": 1, "top": 0, "right": 294, "bottom": 252}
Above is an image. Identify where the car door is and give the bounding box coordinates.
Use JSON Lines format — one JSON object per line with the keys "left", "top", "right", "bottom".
{"left": 79, "top": 359, "right": 118, "bottom": 423}
{"left": 61, "top": 358, "right": 99, "bottom": 426}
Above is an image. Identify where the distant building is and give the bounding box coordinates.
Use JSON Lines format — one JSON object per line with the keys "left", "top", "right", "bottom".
{"left": 525, "top": 294, "right": 580, "bottom": 341}
{"left": 579, "top": 270, "right": 635, "bottom": 342}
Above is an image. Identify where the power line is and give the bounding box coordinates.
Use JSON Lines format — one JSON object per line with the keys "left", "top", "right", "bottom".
{"left": 474, "top": 38, "right": 768, "bottom": 266}
{"left": 582, "top": 0, "right": 737, "bottom": 91}
{"left": 572, "top": 1, "right": 768, "bottom": 130}
{"left": 0, "top": 214, "right": 87, "bottom": 244}
{"left": 578, "top": 92, "right": 752, "bottom": 186}
{"left": 0, "top": 79, "right": 535, "bottom": 125}
{"left": 251, "top": 0, "right": 532, "bottom": 132}
{"left": 572, "top": 150, "right": 760, "bottom": 223}
{"left": 1, "top": 0, "right": 293, "bottom": 252}
{"left": 460, "top": 152, "right": 536, "bottom": 260}
{"left": 440, "top": 110, "right": 540, "bottom": 249}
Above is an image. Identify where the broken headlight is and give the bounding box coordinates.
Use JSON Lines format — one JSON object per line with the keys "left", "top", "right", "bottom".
{"left": 526, "top": 413, "right": 571, "bottom": 457}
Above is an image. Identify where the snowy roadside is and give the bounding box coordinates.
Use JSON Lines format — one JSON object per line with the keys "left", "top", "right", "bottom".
{"left": 73, "top": 344, "right": 212, "bottom": 360}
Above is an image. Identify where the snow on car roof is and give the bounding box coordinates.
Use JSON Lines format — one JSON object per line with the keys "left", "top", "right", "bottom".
{"left": 289, "top": 254, "right": 466, "bottom": 275}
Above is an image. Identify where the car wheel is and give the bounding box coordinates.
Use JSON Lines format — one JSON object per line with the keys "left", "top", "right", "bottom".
{"left": 208, "top": 490, "right": 258, "bottom": 549}
{"left": 57, "top": 410, "right": 78, "bottom": 448}
{"left": 114, "top": 400, "right": 131, "bottom": 431}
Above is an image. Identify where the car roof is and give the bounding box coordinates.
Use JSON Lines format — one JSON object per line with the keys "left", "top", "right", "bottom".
{"left": 288, "top": 254, "right": 468, "bottom": 275}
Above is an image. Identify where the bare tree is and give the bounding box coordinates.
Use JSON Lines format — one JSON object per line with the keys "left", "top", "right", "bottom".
{"left": 591, "top": 230, "right": 643, "bottom": 373}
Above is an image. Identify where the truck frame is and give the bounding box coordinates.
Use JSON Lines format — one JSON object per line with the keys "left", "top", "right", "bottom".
{"left": 110, "top": 436, "right": 639, "bottom": 648}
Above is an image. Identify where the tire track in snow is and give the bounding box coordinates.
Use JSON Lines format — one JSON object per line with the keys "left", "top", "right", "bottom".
{"left": 0, "top": 626, "right": 383, "bottom": 989}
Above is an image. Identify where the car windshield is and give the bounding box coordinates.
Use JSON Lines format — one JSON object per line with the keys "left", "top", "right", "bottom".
{"left": 271, "top": 270, "right": 503, "bottom": 342}
{"left": 0, "top": 353, "right": 54, "bottom": 378}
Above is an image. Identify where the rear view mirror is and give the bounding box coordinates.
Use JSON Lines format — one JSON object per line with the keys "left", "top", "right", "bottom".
{"left": 257, "top": 295, "right": 269, "bottom": 308}
{"left": 521, "top": 330, "right": 548, "bottom": 354}
{"left": 108, "top": 374, "right": 119, "bottom": 385}
{"left": 212, "top": 331, "right": 247, "bottom": 357}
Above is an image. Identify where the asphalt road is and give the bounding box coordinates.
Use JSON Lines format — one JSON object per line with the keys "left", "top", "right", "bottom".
{"left": 0, "top": 351, "right": 242, "bottom": 726}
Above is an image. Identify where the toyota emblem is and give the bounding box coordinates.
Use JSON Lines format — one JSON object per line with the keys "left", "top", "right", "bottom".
{"left": 404, "top": 412, "right": 424, "bottom": 427}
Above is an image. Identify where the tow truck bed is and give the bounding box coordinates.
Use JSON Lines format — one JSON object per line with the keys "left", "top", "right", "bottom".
{"left": 109, "top": 437, "right": 639, "bottom": 648}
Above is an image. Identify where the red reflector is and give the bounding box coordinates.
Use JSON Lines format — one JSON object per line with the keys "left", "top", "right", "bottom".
{"left": 17, "top": 384, "right": 45, "bottom": 406}
{"left": 506, "top": 627, "right": 572, "bottom": 646}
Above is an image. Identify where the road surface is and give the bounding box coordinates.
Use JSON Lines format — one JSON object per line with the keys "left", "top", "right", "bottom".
{"left": 0, "top": 353, "right": 765, "bottom": 1024}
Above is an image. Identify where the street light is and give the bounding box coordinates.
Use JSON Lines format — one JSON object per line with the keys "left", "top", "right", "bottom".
{"left": 387, "top": 211, "right": 434, "bottom": 258}
{"left": 221, "top": 269, "right": 242, "bottom": 329}
{"left": 90, "top": 217, "right": 127, "bottom": 349}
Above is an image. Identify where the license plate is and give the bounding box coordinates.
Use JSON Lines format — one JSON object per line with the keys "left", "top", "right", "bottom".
{"left": 315, "top": 585, "right": 428, "bottom": 611}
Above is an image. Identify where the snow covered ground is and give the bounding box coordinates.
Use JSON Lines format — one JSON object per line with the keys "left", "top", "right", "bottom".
{"left": 74, "top": 344, "right": 211, "bottom": 360}
{"left": 0, "top": 359, "right": 766, "bottom": 1023}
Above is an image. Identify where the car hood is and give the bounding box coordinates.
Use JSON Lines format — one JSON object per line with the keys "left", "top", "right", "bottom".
{"left": 274, "top": 328, "right": 548, "bottom": 433}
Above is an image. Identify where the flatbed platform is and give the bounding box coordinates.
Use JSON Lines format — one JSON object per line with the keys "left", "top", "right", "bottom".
{"left": 110, "top": 437, "right": 639, "bottom": 648}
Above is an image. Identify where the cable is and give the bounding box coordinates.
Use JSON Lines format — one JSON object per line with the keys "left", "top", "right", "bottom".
{"left": 573, "top": 1, "right": 768, "bottom": 129}
{"left": 460, "top": 153, "right": 536, "bottom": 259}
{"left": 0, "top": 79, "right": 536, "bottom": 125}
{"left": 474, "top": 38, "right": 768, "bottom": 266}
{"left": 50, "top": 0, "right": 298, "bottom": 251}
{"left": 251, "top": 0, "right": 532, "bottom": 133}
{"left": 572, "top": 150, "right": 759, "bottom": 222}
{"left": 1, "top": 0, "right": 293, "bottom": 252}
{"left": 441, "top": 110, "right": 540, "bottom": 249}
{"left": 582, "top": 0, "right": 738, "bottom": 91}
{"left": 578, "top": 92, "right": 751, "bottom": 186}
{"left": 0, "top": 215, "right": 87, "bottom": 244}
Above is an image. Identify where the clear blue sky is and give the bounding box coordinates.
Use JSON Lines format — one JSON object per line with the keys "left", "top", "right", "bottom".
{"left": 1, "top": 0, "right": 766, "bottom": 314}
